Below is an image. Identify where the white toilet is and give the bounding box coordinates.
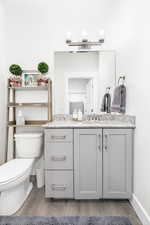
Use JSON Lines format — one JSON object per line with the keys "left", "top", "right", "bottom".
{"left": 0, "top": 132, "right": 43, "bottom": 215}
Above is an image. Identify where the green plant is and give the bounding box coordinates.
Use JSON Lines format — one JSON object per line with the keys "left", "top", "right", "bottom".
{"left": 9, "top": 64, "right": 22, "bottom": 76}
{"left": 38, "top": 62, "right": 49, "bottom": 74}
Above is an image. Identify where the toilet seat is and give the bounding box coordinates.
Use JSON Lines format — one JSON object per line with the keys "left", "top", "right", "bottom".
{"left": 0, "top": 159, "right": 34, "bottom": 185}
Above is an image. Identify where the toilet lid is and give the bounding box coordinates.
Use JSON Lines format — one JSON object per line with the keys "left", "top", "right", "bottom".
{"left": 0, "top": 159, "right": 34, "bottom": 184}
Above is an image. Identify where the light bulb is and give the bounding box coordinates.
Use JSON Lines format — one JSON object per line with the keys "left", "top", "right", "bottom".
{"left": 98, "top": 29, "right": 105, "bottom": 42}
{"left": 66, "top": 32, "right": 72, "bottom": 44}
{"left": 81, "top": 29, "right": 88, "bottom": 42}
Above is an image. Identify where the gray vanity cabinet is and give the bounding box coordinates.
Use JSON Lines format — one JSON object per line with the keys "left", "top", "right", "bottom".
{"left": 74, "top": 129, "right": 103, "bottom": 199}
{"left": 103, "top": 129, "right": 133, "bottom": 199}
{"left": 44, "top": 127, "right": 133, "bottom": 199}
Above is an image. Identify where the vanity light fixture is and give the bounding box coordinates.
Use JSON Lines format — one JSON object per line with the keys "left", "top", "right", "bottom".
{"left": 66, "top": 29, "right": 105, "bottom": 49}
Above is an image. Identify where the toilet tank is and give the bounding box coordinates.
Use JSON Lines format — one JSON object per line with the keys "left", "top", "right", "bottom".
{"left": 14, "top": 133, "right": 43, "bottom": 158}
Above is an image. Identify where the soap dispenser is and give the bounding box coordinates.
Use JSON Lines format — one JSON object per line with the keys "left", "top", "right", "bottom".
{"left": 77, "top": 109, "right": 83, "bottom": 121}
{"left": 73, "top": 109, "right": 78, "bottom": 121}
{"left": 16, "top": 110, "right": 25, "bottom": 126}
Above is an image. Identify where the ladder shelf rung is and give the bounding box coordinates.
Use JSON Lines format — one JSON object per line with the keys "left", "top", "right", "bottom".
{"left": 8, "top": 86, "right": 49, "bottom": 90}
{"left": 8, "top": 120, "right": 51, "bottom": 127}
{"left": 8, "top": 103, "right": 48, "bottom": 107}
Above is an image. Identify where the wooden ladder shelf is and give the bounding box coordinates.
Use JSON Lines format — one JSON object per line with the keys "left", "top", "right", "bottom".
{"left": 6, "top": 79, "right": 52, "bottom": 162}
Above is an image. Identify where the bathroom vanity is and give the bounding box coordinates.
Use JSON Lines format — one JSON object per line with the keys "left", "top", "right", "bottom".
{"left": 43, "top": 50, "right": 134, "bottom": 200}
{"left": 44, "top": 117, "right": 135, "bottom": 200}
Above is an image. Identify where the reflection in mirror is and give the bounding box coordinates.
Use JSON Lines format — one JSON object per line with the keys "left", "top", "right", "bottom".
{"left": 54, "top": 51, "right": 116, "bottom": 115}
{"left": 68, "top": 78, "right": 94, "bottom": 114}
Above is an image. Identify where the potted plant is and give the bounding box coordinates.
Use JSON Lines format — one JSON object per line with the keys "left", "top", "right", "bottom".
{"left": 9, "top": 64, "right": 23, "bottom": 87}
{"left": 9, "top": 64, "right": 22, "bottom": 76}
{"left": 37, "top": 62, "right": 49, "bottom": 75}
{"left": 37, "top": 62, "right": 49, "bottom": 86}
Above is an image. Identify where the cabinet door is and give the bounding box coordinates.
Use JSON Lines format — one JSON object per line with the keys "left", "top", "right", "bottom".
{"left": 74, "top": 129, "right": 102, "bottom": 199}
{"left": 103, "top": 129, "right": 133, "bottom": 199}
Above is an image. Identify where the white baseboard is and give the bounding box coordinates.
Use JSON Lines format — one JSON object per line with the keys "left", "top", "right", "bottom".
{"left": 130, "top": 194, "right": 150, "bottom": 225}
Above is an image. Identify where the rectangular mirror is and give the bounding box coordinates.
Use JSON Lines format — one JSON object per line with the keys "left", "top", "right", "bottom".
{"left": 54, "top": 50, "right": 116, "bottom": 115}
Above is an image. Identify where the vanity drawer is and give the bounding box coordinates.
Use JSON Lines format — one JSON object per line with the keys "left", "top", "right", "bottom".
{"left": 45, "top": 129, "right": 73, "bottom": 143}
{"left": 45, "top": 170, "right": 73, "bottom": 198}
{"left": 45, "top": 142, "right": 73, "bottom": 169}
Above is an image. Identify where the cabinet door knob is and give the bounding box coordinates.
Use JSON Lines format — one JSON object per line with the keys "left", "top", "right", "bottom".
{"left": 98, "top": 145, "right": 101, "bottom": 151}
{"left": 98, "top": 134, "right": 102, "bottom": 151}
{"left": 104, "top": 134, "right": 108, "bottom": 151}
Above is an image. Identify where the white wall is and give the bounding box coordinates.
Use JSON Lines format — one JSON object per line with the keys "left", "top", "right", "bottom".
{"left": 108, "top": 0, "right": 150, "bottom": 222}
{"left": 0, "top": 1, "right": 6, "bottom": 164}
{"left": 4, "top": 0, "right": 116, "bottom": 69}
{"left": 1, "top": 0, "right": 150, "bottom": 222}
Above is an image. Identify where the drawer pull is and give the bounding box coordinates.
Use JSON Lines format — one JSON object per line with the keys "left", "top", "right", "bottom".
{"left": 51, "top": 184, "right": 67, "bottom": 191}
{"left": 51, "top": 155, "right": 66, "bottom": 161}
{"left": 51, "top": 135, "right": 66, "bottom": 140}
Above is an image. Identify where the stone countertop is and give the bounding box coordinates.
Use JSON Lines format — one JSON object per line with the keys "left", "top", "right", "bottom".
{"left": 43, "top": 120, "right": 135, "bottom": 129}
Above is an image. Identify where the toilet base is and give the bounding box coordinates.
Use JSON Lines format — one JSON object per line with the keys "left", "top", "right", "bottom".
{"left": 0, "top": 177, "right": 33, "bottom": 215}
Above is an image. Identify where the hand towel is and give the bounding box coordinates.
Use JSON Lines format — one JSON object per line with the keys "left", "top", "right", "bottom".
{"left": 111, "top": 84, "right": 126, "bottom": 113}
{"left": 101, "top": 93, "right": 111, "bottom": 113}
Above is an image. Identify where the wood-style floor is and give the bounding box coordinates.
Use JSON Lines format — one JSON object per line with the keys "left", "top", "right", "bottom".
{"left": 15, "top": 185, "right": 142, "bottom": 225}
